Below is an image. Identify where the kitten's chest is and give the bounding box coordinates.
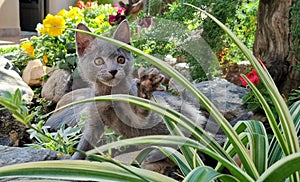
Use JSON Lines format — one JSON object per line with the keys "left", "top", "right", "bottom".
{"left": 95, "top": 101, "right": 129, "bottom": 135}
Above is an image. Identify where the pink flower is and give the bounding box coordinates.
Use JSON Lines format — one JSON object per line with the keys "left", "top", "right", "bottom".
{"left": 240, "top": 69, "right": 260, "bottom": 87}
{"left": 109, "top": 15, "right": 116, "bottom": 25}
{"left": 109, "top": 13, "right": 126, "bottom": 26}
{"left": 118, "top": 7, "right": 126, "bottom": 14}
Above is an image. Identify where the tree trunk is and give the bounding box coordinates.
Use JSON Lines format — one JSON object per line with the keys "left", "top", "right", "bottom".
{"left": 253, "top": 0, "right": 300, "bottom": 96}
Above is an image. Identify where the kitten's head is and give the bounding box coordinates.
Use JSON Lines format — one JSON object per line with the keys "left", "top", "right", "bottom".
{"left": 76, "top": 20, "right": 133, "bottom": 87}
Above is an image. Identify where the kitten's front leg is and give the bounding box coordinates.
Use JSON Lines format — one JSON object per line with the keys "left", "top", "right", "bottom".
{"left": 133, "top": 67, "right": 165, "bottom": 116}
{"left": 72, "top": 105, "right": 105, "bottom": 160}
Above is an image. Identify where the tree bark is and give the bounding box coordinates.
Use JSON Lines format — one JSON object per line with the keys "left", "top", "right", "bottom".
{"left": 253, "top": 0, "right": 300, "bottom": 96}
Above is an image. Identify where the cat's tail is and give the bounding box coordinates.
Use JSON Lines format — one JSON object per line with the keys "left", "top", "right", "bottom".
{"left": 45, "top": 88, "right": 91, "bottom": 130}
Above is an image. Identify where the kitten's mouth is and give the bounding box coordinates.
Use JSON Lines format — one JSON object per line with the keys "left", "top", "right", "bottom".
{"left": 99, "top": 77, "right": 121, "bottom": 87}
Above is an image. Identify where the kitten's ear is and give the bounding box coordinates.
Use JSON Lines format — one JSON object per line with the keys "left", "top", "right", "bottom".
{"left": 112, "top": 20, "right": 131, "bottom": 44}
{"left": 76, "top": 23, "right": 95, "bottom": 57}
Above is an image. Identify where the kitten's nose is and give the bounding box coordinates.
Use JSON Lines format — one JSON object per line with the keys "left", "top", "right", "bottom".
{"left": 109, "top": 70, "right": 118, "bottom": 77}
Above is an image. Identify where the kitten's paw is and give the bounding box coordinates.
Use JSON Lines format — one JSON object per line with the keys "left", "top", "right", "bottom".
{"left": 137, "top": 67, "right": 165, "bottom": 99}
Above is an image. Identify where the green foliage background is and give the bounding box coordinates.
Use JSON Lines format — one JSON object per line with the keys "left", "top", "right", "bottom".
{"left": 291, "top": 0, "right": 300, "bottom": 71}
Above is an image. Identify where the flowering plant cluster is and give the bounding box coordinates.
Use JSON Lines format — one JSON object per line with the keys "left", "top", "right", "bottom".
{"left": 239, "top": 61, "right": 277, "bottom": 117}
{"left": 239, "top": 60, "right": 265, "bottom": 87}
{"left": 18, "top": 3, "right": 125, "bottom": 71}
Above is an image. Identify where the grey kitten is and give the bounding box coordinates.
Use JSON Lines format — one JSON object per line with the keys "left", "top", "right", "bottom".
{"left": 47, "top": 20, "right": 169, "bottom": 159}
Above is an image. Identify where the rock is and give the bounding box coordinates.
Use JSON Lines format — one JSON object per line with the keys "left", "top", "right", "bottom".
{"left": 169, "top": 78, "right": 249, "bottom": 121}
{"left": 22, "top": 59, "right": 51, "bottom": 87}
{"left": 0, "top": 145, "right": 68, "bottom": 182}
{"left": 194, "top": 78, "right": 249, "bottom": 120}
{"left": 0, "top": 68, "right": 34, "bottom": 102}
{"left": 45, "top": 88, "right": 90, "bottom": 130}
{"left": 0, "top": 145, "right": 64, "bottom": 167}
{"left": 0, "top": 57, "right": 20, "bottom": 74}
{"left": 42, "top": 69, "right": 72, "bottom": 103}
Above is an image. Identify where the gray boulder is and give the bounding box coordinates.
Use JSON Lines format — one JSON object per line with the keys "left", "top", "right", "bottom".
{"left": 41, "top": 69, "right": 72, "bottom": 103}
{"left": 0, "top": 57, "right": 20, "bottom": 74}
{"left": 169, "top": 78, "right": 249, "bottom": 121}
{"left": 0, "top": 58, "right": 34, "bottom": 102}
{"left": 41, "top": 68, "right": 89, "bottom": 103}
{"left": 0, "top": 145, "right": 64, "bottom": 167}
{"left": 0, "top": 145, "right": 68, "bottom": 182}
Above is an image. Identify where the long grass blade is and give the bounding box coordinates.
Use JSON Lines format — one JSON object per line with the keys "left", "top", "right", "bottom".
{"left": 183, "top": 3, "right": 299, "bottom": 157}
{"left": 183, "top": 166, "right": 239, "bottom": 182}
{"left": 268, "top": 100, "right": 300, "bottom": 166}
{"left": 163, "top": 117, "right": 203, "bottom": 168}
{"left": 257, "top": 153, "right": 300, "bottom": 182}
{"left": 132, "top": 146, "right": 192, "bottom": 176}
{"left": 243, "top": 120, "right": 268, "bottom": 175}
{"left": 0, "top": 160, "right": 176, "bottom": 182}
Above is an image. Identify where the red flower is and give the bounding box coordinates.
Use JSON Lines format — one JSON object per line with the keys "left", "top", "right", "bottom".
{"left": 85, "top": 0, "right": 92, "bottom": 8}
{"left": 240, "top": 69, "right": 260, "bottom": 87}
{"left": 77, "top": 0, "right": 84, "bottom": 9}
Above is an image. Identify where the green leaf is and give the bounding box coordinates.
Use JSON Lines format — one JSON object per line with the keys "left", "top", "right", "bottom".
{"left": 13, "top": 88, "right": 22, "bottom": 106}
{"left": 133, "top": 146, "right": 192, "bottom": 176}
{"left": 183, "top": 166, "right": 239, "bottom": 182}
{"left": 258, "top": 153, "right": 300, "bottom": 182}
{"left": 0, "top": 160, "right": 176, "bottom": 182}
{"left": 219, "top": 120, "right": 268, "bottom": 175}
{"left": 0, "top": 97, "right": 19, "bottom": 111}
{"left": 232, "top": 120, "right": 268, "bottom": 175}
{"left": 163, "top": 117, "right": 203, "bottom": 168}
{"left": 268, "top": 100, "right": 300, "bottom": 166}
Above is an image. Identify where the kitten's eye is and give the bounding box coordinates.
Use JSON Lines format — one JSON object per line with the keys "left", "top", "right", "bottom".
{"left": 117, "top": 56, "right": 126, "bottom": 64}
{"left": 94, "top": 58, "right": 104, "bottom": 65}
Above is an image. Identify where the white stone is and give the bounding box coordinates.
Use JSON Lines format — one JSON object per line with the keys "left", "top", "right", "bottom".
{"left": 22, "top": 59, "right": 50, "bottom": 87}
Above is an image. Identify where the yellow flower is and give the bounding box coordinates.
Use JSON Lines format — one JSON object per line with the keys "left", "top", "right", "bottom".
{"left": 21, "top": 42, "right": 34, "bottom": 57}
{"left": 42, "top": 14, "right": 66, "bottom": 36}
{"left": 67, "top": 7, "right": 81, "bottom": 20}
{"left": 57, "top": 9, "right": 68, "bottom": 17}
{"left": 95, "top": 14, "right": 106, "bottom": 26}
{"left": 43, "top": 53, "right": 48, "bottom": 63}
